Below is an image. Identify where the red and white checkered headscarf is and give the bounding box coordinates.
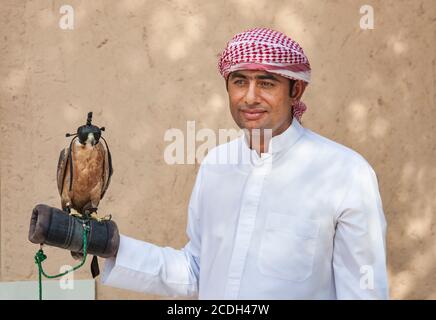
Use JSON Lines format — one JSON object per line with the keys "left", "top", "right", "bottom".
{"left": 218, "top": 27, "right": 311, "bottom": 122}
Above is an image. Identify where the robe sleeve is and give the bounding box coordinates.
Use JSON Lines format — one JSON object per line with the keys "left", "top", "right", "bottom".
{"left": 333, "top": 160, "right": 389, "bottom": 299}
{"left": 100, "top": 167, "right": 203, "bottom": 298}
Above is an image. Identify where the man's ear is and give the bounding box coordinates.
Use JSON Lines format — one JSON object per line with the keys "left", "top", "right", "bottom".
{"left": 291, "top": 80, "right": 306, "bottom": 101}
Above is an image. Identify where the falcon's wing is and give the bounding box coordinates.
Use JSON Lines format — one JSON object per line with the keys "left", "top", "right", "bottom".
{"left": 56, "top": 147, "right": 69, "bottom": 197}
{"left": 100, "top": 142, "right": 113, "bottom": 200}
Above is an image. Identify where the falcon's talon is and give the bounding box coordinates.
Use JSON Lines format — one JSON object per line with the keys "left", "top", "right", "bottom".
{"left": 69, "top": 211, "right": 84, "bottom": 219}
{"left": 90, "top": 212, "right": 99, "bottom": 221}
{"left": 89, "top": 212, "right": 112, "bottom": 222}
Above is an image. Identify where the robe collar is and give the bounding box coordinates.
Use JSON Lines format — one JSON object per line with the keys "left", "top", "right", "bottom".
{"left": 240, "top": 117, "right": 305, "bottom": 163}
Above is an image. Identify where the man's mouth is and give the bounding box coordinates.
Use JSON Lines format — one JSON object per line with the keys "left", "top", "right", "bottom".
{"left": 240, "top": 108, "right": 267, "bottom": 121}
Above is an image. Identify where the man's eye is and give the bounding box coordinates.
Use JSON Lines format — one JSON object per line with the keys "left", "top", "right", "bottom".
{"left": 259, "top": 81, "right": 274, "bottom": 88}
{"left": 233, "top": 79, "right": 245, "bottom": 85}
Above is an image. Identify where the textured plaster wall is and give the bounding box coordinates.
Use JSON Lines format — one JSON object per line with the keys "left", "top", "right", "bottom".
{"left": 1, "top": 0, "right": 435, "bottom": 299}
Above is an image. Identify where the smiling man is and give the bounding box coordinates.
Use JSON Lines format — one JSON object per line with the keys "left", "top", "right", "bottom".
{"left": 101, "top": 28, "right": 389, "bottom": 299}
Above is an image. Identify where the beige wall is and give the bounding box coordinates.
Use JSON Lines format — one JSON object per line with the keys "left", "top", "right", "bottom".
{"left": 1, "top": 0, "right": 435, "bottom": 299}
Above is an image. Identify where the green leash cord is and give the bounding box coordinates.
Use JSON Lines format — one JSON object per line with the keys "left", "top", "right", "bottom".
{"left": 34, "top": 222, "right": 90, "bottom": 300}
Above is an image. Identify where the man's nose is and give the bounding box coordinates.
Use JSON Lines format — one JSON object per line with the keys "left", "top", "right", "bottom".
{"left": 244, "top": 82, "right": 260, "bottom": 105}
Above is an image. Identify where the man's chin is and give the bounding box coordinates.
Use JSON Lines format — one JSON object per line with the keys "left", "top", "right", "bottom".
{"left": 240, "top": 119, "right": 265, "bottom": 129}
{"left": 239, "top": 122, "right": 272, "bottom": 135}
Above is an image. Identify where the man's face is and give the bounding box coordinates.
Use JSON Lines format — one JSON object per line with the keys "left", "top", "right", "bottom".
{"left": 227, "top": 70, "right": 294, "bottom": 137}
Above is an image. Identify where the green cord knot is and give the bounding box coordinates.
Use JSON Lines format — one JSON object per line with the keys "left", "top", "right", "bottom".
{"left": 34, "top": 250, "right": 47, "bottom": 264}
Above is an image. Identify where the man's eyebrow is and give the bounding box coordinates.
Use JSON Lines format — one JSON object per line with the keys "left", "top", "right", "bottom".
{"left": 255, "top": 74, "right": 280, "bottom": 82}
{"left": 229, "top": 72, "right": 280, "bottom": 82}
{"left": 229, "top": 72, "right": 247, "bottom": 79}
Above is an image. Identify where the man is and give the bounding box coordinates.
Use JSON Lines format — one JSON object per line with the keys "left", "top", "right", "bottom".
{"left": 101, "top": 28, "right": 389, "bottom": 299}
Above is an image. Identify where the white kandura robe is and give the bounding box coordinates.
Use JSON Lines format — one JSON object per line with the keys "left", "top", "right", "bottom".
{"left": 101, "top": 118, "right": 389, "bottom": 299}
